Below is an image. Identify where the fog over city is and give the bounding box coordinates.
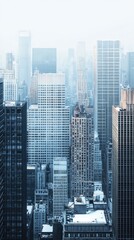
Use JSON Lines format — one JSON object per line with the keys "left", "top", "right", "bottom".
{"left": 0, "top": 0, "right": 134, "bottom": 52}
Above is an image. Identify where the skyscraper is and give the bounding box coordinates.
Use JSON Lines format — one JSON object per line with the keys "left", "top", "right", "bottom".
{"left": 112, "top": 88, "right": 134, "bottom": 239}
{"left": 32, "top": 48, "right": 56, "bottom": 74}
{"left": 6, "top": 52, "right": 14, "bottom": 70}
{"left": 96, "top": 40, "right": 120, "bottom": 192}
{"left": 53, "top": 157, "right": 68, "bottom": 217}
{"left": 71, "top": 105, "right": 94, "bottom": 197}
{"left": 18, "top": 31, "right": 31, "bottom": 99}
{"left": 3, "top": 101, "right": 27, "bottom": 240}
{"left": 3, "top": 69, "right": 17, "bottom": 101}
{"left": 0, "top": 77, "right": 4, "bottom": 240}
{"left": 28, "top": 73, "right": 70, "bottom": 166}
{"left": 127, "top": 52, "right": 134, "bottom": 88}
{"left": 94, "top": 133, "right": 102, "bottom": 183}
{"left": 76, "top": 42, "right": 88, "bottom": 107}
{"left": 97, "top": 40, "right": 120, "bottom": 149}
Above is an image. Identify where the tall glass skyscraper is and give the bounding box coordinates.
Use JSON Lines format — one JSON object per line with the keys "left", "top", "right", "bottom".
{"left": 96, "top": 40, "right": 120, "bottom": 192}
{"left": 3, "top": 101, "right": 27, "bottom": 240}
{"left": 112, "top": 88, "right": 134, "bottom": 239}
{"left": 0, "top": 77, "right": 4, "bottom": 240}
{"left": 96, "top": 40, "right": 120, "bottom": 149}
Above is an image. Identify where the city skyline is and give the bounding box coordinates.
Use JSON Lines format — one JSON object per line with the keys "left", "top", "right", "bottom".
{"left": 0, "top": 0, "right": 134, "bottom": 53}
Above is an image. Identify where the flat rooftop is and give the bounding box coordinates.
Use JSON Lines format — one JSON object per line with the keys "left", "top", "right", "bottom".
{"left": 70, "top": 210, "right": 106, "bottom": 224}
{"left": 42, "top": 224, "right": 53, "bottom": 233}
{"left": 4, "top": 101, "right": 25, "bottom": 107}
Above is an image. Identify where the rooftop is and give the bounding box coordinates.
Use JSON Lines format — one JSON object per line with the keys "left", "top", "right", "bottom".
{"left": 4, "top": 101, "right": 26, "bottom": 107}
{"left": 71, "top": 210, "right": 106, "bottom": 224}
{"left": 42, "top": 224, "right": 53, "bottom": 233}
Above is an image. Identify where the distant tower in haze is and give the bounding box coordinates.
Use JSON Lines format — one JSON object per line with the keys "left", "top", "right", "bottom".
{"left": 76, "top": 42, "right": 88, "bottom": 107}
{"left": 66, "top": 48, "right": 77, "bottom": 106}
{"left": 112, "top": 88, "right": 134, "bottom": 239}
{"left": 32, "top": 48, "right": 56, "bottom": 74}
{"left": 3, "top": 101, "right": 27, "bottom": 240}
{"left": 18, "top": 31, "right": 31, "bottom": 100}
{"left": 6, "top": 52, "right": 14, "bottom": 70}
{"left": 127, "top": 52, "right": 134, "bottom": 88}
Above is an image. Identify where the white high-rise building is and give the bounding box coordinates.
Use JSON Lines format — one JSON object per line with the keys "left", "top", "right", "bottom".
{"left": 53, "top": 157, "right": 68, "bottom": 217}
{"left": 28, "top": 73, "right": 70, "bottom": 165}
{"left": 0, "top": 69, "right": 17, "bottom": 101}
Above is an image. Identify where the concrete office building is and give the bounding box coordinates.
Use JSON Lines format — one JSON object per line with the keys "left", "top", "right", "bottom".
{"left": 63, "top": 196, "right": 112, "bottom": 240}
{"left": 71, "top": 105, "right": 94, "bottom": 198}
{"left": 34, "top": 202, "right": 46, "bottom": 239}
{"left": 112, "top": 88, "right": 134, "bottom": 239}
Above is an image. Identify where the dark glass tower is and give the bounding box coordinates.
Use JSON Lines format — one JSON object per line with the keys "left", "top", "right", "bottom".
{"left": 96, "top": 40, "right": 120, "bottom": 193}
{"left": 112, "top": 88, "right": 134, "bottom": 239}
{"left": 3, "top": 101, "right": 27, "bottom": 240}
{"left": 0, "top": 78, "right": 4, "bottom": 240}
{"left": 32, "top": 48, "right": 56, "bottom": 74}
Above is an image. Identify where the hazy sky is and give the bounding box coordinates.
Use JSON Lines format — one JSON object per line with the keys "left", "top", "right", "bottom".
{"left": 0, "top": 0, "right": 134, "bottom": 52}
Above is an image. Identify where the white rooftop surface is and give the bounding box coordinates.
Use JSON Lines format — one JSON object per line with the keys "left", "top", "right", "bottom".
{"left": 42, "top": 224, "right": 53, "bottom": 233}
{"left": 27, "top": 205, "right": 33, "bottom": 214}
{"left": 72, "top": 210, "right": 106, "bottom": 224}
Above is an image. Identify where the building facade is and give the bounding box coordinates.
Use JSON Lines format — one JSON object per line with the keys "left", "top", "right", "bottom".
{"left": 71, "top": 106, "right": 94, "bottom": 197}
{"left": 3, "top": 101, "right": 27, "bottom": 239}
{"left": 0, "top": 77, "right": 4, "bottom": 240}
{"left": 3, "top": 69, "right": 17, "bottom": 101}
{"left": 28, "top": 73, "right": 70, "bottom": 166}
{"left": 53, "top": 157, "right": 68, "bottom": 217}
{"left": 112, "top": 88, "right": 134, "bottom": 239}
{"left": 96, "top": 40, "right": 120, "bottom": 192}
